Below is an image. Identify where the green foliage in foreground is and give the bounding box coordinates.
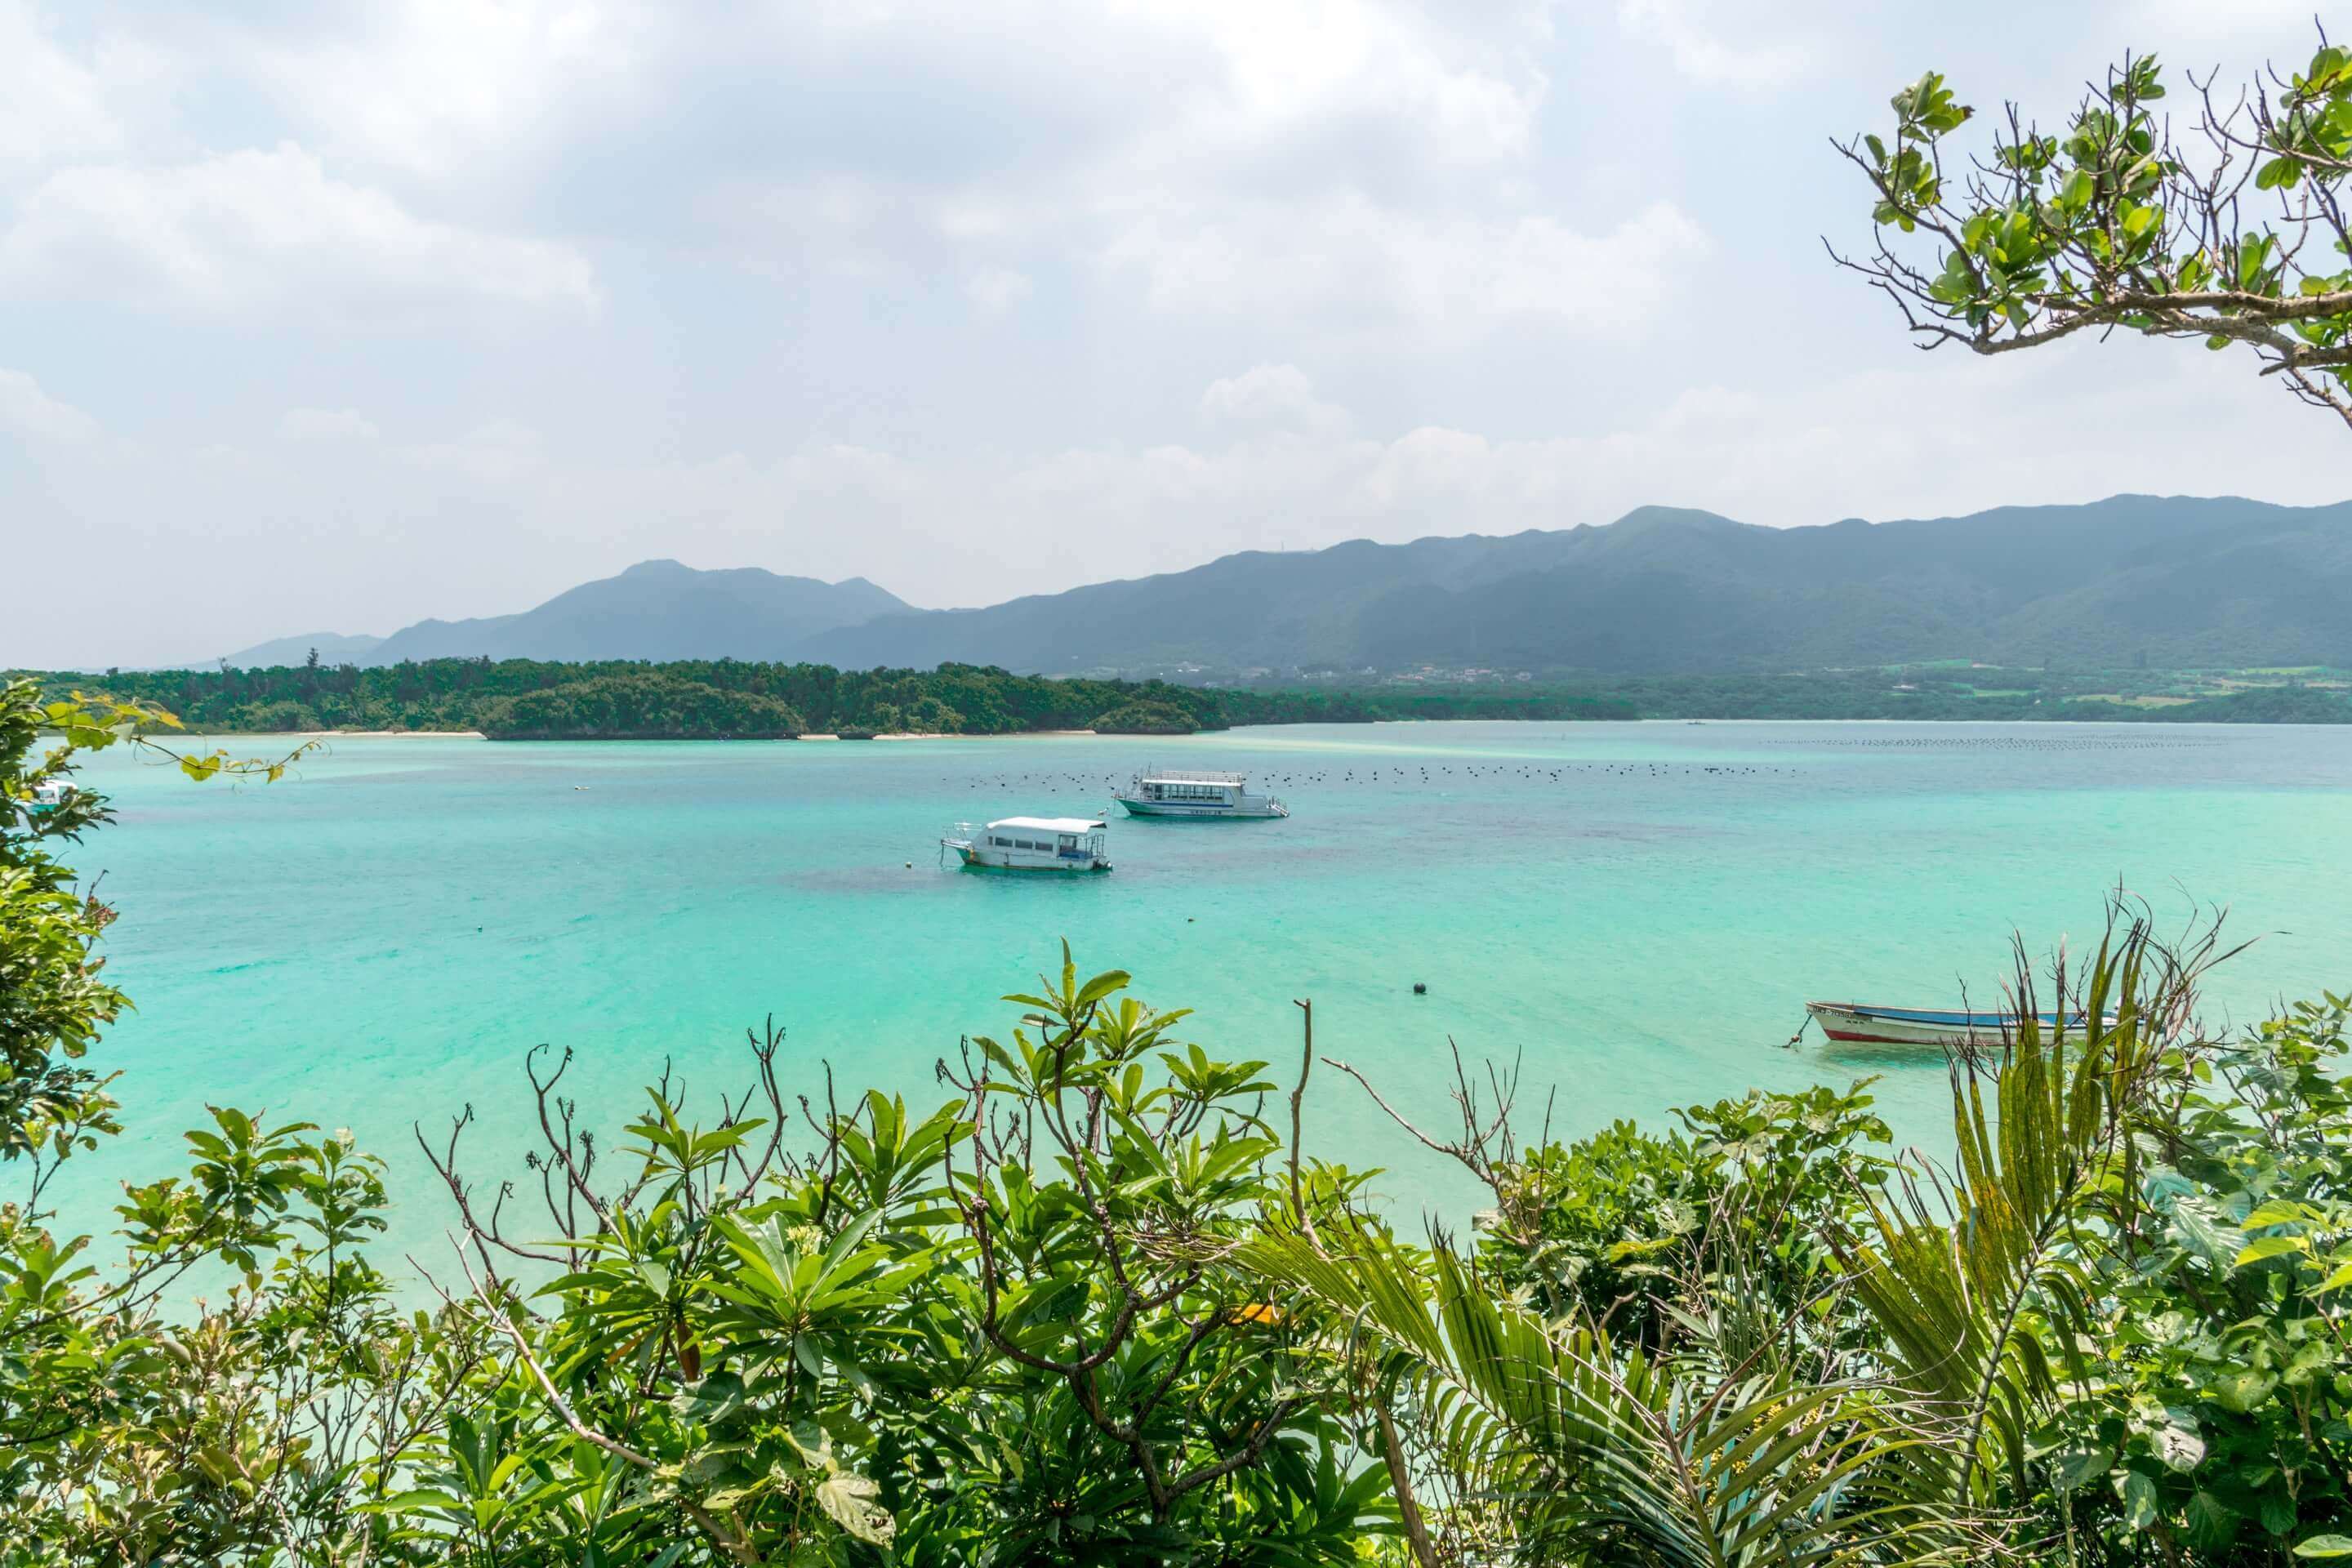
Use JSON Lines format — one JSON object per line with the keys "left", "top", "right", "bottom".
{"left": 4, "top": 672, "right": 2351, "bottom": 1566}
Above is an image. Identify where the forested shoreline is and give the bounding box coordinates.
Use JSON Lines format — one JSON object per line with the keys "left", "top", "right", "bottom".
{"left": 11, "top": 655, "right": 2345, "bottom": 739}
{"left": 9, "top": 658, "right": 1637, "bottom": 738}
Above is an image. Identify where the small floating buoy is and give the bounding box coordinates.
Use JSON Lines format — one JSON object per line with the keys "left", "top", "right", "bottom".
{"left": 1412, "top": 982, "right": 1427, "bottom": 996}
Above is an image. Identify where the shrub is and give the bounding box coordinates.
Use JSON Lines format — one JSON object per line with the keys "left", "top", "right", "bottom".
{"left": 1090, "top": 700, "right": 1196, "bottom": 734}
{"left": 482, "top": 674, "right": 804, "bottom": 739}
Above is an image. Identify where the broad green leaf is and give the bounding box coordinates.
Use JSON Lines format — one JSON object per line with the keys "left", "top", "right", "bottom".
{"left": 2235, "top": 1234, "right": 2307, "bottom": 1265}
{"left": 2050, "top": 1443, "right": 2115, "bottom": 1493}
{"left": 2210, "top": 1369, "right": 2278, "bottom": 1414}
{"left": 2150, "top": 1414, "right": 2205, "bottom": 1472}
{"left": 815, "top": 1472, "right": 896, "bottom": 1545}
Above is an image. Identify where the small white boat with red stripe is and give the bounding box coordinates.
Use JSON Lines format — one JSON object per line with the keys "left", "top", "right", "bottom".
{"left": 1804, "top": 1000, "right": 2107, "bottom": 1049}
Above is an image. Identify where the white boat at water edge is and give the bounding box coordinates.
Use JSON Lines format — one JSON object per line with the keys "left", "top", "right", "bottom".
{"left": 1113, "top": 767, "right": 1288, "bottom": 819}
{"left": 942, "top": 816, "right": 1112, "bottom": 872}
{"left": 1805, "top": 1000, "right": 2109, "bottom": 1049}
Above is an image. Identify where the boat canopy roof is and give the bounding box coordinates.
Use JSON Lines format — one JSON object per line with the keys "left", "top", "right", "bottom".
{"left": 1134, "top": 768, "right": 1245, "bottom": 785}
{"left": 988, "top": 816, "right": 1106, "bottom": 833}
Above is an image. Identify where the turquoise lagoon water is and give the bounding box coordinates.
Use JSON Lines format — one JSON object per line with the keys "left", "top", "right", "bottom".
{"left": 54, "top": 721, "right": 2352, "bottom": 1269}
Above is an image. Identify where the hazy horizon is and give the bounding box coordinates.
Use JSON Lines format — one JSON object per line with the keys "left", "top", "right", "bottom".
{"left": 6, "top": 0, "right": 2351, "bottom": 666}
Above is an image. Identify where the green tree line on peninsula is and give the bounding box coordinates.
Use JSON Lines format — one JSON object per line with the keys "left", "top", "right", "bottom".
{"left": 11, "top": 656, "right": 2347, "bottom": 742}
{"left": 5, "top": 658, "right": 1636, "bottom": 739}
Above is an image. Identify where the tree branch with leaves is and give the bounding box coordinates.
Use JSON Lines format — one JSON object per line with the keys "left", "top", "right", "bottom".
{"left": 1833, "top": 38, "right": 2352, "bottom": 429}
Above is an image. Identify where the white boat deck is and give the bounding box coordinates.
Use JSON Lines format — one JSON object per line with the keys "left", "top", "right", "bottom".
{"left": 942, "top": 815, "right": 1112, "bottom": 871}
{"left": 1114, "top": 764, "right": 1288, "bottom": 819}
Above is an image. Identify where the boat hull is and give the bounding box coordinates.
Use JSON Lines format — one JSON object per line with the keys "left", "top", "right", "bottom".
{"left": 1114, "top": 796, "right": 1286, "bottom": 819}
{"left": 950, "top": 844, "right": 1111, "bottom": 872}
{"left": 1806, "top": 1002, "right": 2102, "bottom": 1048}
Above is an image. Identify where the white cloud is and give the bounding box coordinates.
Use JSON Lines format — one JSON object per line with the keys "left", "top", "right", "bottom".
{"left": 682, "top": 0, "right": 1576, "bottom": 336}
{"left": 964, "top": 266, "right": 1033, "bottom": 312}
{"left": 0, "top": 143, "right": 599, "bottom": 314}
{"left": 1615, "top": 0, "right": 1813, "bottom": 87}
{"left": 1106, "top": 197, "right": 1706, "bottom": 338}
{"left": 234, "top": 0, "right": 668, "bottom": 177}
{"left": 277, "top": 407, "right": 381, "bottom": 441}
{"left": 0, "top": 367, "right": 98, "bottom": 443}
{"left": 2113, "top": 0, "right": 2329, "bottom": 42}
{"left": 0, "top": 0, "right": 128, "bottom": 166}
{"left": 409, "top": 418, "right": 545, "bottom": 483}
{"left": 1125, "top": 0, "right": 1548, "bottom": 165}
{"left": 1200, "top": 363, "right": 1349, "bottom": 432}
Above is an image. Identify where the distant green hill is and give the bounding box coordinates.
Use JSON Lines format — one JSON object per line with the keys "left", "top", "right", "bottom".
{"left": 202, "top": 562, "right": 911, "bottom": 670}
{"left": 168, "top": 495, "right": 2352, "bottom": 679}
{"left": 189, "top": 630, "right": 386, "bottom": 669}
{"left": 362, "top": 560, "right": 910, "bottom": 665}
{"left": 802, "top": 495, "right": 2352, "bottom": 675}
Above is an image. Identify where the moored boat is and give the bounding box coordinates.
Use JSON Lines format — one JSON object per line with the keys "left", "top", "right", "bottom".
{"left": 29, "top": 781, "right": 70, "bottom": 813}
{"left": 1806, "top": 1000, "right": 2108, "bottom": 1049}
{"left": 1113, "top": 767, "right": 1287, "bottom": 819}
{"left": 942, "top": 816, "right": 1112, "bottom": 872}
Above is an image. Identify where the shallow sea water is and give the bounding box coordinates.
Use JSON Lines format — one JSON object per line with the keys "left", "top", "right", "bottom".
{"left": 55, "top": 720, "right": 2352, "bottom": 1271}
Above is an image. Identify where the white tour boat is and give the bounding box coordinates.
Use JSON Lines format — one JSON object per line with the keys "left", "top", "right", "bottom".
{"left": 29, "top": 781, "right": 71, "bottom": 813}
{"left": 1112, "top": 767, "right": 1288, "bottom": 819}
{"left": 942, "top": 817, "right": 1112, "bottom": 872}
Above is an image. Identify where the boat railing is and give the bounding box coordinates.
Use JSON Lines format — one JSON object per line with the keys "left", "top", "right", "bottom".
{"left": 1134, "top": 766, "right": 1248, "bottom": 786}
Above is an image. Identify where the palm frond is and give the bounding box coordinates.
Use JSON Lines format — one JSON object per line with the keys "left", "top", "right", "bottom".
{"left": 1842, "top": 909, "right": 2221, "bottom": 1503}
{"left": 1251, "top": 1223, "right": 1948, "bottom": 1566}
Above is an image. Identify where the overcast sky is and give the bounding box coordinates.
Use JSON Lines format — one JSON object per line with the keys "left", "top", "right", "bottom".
{"left": 5, "top": 0, "right": 2350, "bottom": 666}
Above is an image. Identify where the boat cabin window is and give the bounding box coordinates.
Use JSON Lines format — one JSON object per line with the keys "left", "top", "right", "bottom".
{"left": 1147, "top": 781, "right": 1235, "bottom": 801}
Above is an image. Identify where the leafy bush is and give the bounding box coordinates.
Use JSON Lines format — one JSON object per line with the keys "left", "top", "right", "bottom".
{"left": 1477, "top": 1082, "right": 1891, "bottom": 1346}
{"left": 483, "top": 674, "right": 806, "bottom": 739}
{"left": 1090, "top": 700, "right": 1197, "bottom": 734}
{"left": 2008, "top": 997, "right": 2352, "bottom": 1558}
{"left": 230, "top": 699, "right": 323, "bottom": 731}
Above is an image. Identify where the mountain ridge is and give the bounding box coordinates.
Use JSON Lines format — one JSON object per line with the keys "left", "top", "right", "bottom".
{"left": 207, "top": 562, "right": 913, "bottom": 669}
{"left": 800, "top": 493, "right": 2352, "bottom": 673}
{"left": 199, "top": 495, "right": 2352, "bottom": 674}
